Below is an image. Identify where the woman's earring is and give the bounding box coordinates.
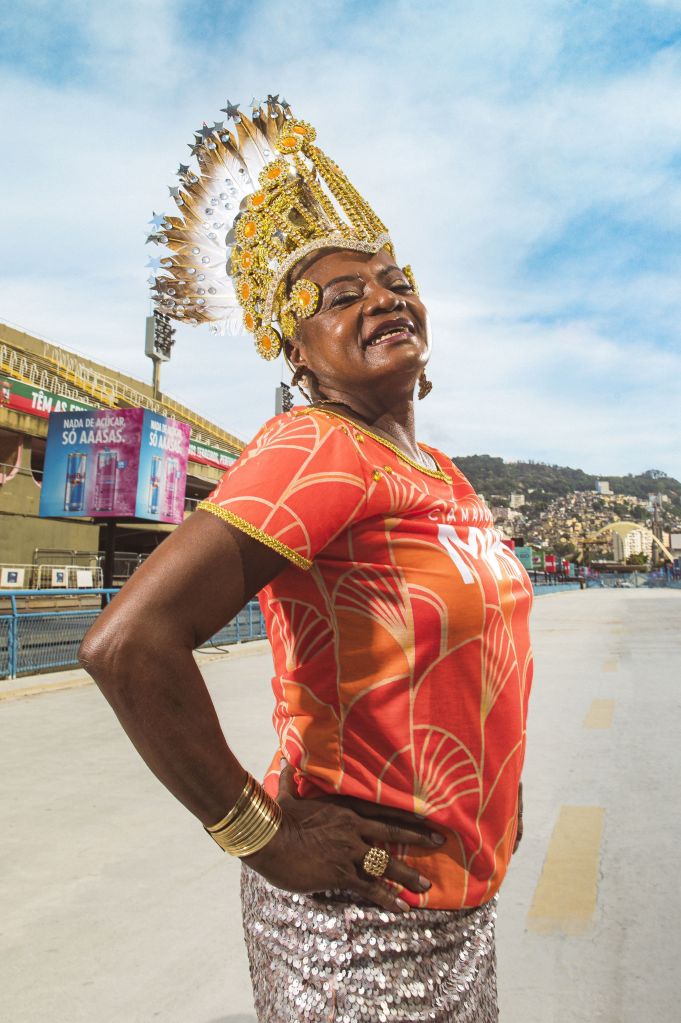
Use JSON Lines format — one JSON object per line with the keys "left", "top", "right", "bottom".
{"left": 402, "top": 265, "right": 419, "bottom": 295}
{"left": 291, "top": 365, "right": 313, "bottom": 404}
{"left": 418, "top": 371, "right": 432, "bottom": 400}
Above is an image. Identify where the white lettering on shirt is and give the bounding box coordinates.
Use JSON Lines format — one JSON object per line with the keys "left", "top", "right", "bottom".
{"left": 436, "top": 524, "right": 524, "bottom": 585}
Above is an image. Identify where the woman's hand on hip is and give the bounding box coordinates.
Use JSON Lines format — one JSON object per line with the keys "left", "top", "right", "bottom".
{"left": 241, "top": 763, "right": 445, "bottom": 913}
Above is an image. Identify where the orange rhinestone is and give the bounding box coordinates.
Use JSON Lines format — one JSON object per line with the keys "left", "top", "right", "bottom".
{"left": 243, "top": 311, "right": 255, "bottom": 331}
{"left": 240, "top": 251, "right": 254, "bottom": 270}
{"left": 243, "top": 220, "right": 257, "bottom": 238}
{"left": 240, "top": 281, "right": 251, "bottom": 302}
{"left": 250, "top": 191, "right": 266, "bottom": 208}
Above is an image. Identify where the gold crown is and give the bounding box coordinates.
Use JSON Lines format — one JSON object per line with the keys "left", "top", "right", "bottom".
{"left": 146, "top": 96, "right": 396, "bottom": 360}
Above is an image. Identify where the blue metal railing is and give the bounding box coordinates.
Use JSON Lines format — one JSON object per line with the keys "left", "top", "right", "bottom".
{"left": 533, "top": 581, "right": 582, "bottom": 595}
{"left": 0, "top": 589, "right": 267, "bottom": 680}
{"left": 584, "top": 572, "right": 681, "bottom": 589}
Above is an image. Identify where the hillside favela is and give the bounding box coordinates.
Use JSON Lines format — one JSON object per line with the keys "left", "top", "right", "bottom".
{"left": 455, "top": 455, "right": 680, "bottom": 580}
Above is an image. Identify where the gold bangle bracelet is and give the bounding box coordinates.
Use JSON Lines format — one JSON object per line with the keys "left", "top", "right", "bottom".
{"left": 205, "top": 772, "right": 282, "bottom": 857}
{"left": 218, "top": 804, "right": 282, "bottom": 857}
{"left": 221, "top": 791, "right": 281, "bottom": 850}
{"left": 214, "top": 779, "right": 267, "bottom": 838}
{"left": 206, "top": 776, "right": 277, "bottom": 853}
{"left": 206, "top": 774, "right": 254, "bottom": 834}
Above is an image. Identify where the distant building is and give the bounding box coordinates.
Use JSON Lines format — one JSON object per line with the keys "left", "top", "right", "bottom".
{"left": 612, "top": 528, "right": 653, "bottom": 562}
{"left": 596, "top": 480, "right": 611, "bottom": 495}
{"left": 509, "top": 492, "right": 525, "bottom": 509}
{"left": 666, "top": 532, "right": 681, "bottom": 554}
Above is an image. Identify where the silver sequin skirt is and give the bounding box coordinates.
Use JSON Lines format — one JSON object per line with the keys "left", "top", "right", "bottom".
{"left": 240, "top": 862, "right": 499, "bottom": 1022}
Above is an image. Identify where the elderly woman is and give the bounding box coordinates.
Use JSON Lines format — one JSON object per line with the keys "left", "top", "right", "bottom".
{"left": 80, "top": 98, "right": 533, "bottom": 1022}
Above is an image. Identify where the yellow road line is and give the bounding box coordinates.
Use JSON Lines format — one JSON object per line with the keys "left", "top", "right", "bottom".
{"left": 601, "top": 658, "right": 618, "bottom": 672}
{"left": 527, "top": 806, "right": 604, "bottom": 935}
{"left": 583, "top": 699, "right": 615, "bottom": 729}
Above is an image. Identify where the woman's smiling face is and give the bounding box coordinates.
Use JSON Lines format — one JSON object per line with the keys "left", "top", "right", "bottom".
{"left": 286, "top": 246, "right": 431, "bottom": 403}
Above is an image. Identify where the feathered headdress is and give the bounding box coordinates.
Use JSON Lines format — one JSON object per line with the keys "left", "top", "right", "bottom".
{"left": 145, "top": 95, "right": 404, "bottom": 360}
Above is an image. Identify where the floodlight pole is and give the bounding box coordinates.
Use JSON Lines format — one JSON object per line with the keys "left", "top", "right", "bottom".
{"left": 151, "top": 357, "right": 162, "bottom": 400}
{"left": 275, "top": 382, "right": 294, "bottom": 415}
{"left": 145, "top": 312, "right": 175, "bottom": 402}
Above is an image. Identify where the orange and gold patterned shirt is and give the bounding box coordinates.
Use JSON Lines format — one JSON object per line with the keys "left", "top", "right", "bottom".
{"left": 199, "top": 407, "right": 533, "bottom": 910}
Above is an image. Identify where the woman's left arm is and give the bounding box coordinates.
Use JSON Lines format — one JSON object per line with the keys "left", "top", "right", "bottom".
{"left": 78, "top": 509, "right": 286, "bottom": 827}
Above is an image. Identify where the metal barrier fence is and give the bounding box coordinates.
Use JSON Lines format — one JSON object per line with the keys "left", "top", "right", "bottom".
{"left": 533, "top": 581, "right": 582, "bottom": 595}
{"left": 0, "top": 589, "right": 267, "bottom": 680}
{"left": 1, "top": 560, "right": 110, "bottom": 590}
{"left": 203, "top": 602, "right": 267, "bottom": 648}
{"left": 585, "top": 572, "right": 681, "bottom": 588}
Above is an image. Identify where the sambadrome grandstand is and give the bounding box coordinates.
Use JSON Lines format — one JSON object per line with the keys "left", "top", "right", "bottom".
{"left": 0, "top": 320, "right": 244, "bottom": 588}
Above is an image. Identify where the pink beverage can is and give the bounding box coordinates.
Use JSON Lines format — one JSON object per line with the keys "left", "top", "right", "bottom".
{"left": 93, "top": 449, "right": 118, "bottom": 512}
{"left": 64, "top": 452, "right": 87, "bottom": 512}
{"left": 148, "top": 456, "right": 162, "bottom": 515}
{"left": 164, "top": 456, "right": 179, "bottom": 518}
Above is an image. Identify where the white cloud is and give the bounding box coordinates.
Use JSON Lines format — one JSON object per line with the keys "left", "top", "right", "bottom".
{"left": 419, "top": 296, "right": 681, "bottom": 474}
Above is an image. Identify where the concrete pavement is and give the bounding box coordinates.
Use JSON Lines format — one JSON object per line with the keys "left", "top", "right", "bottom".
{"left": 1, "top": 589, "right": 679, "bottom": 1022}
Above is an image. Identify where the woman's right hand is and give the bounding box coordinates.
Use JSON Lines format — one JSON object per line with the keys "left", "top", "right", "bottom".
{"left": 241, "top": 762, "right": 445, "bottom": 913}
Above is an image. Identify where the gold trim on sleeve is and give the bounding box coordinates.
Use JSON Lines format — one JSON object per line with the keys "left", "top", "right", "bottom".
{"left": 196, "top": 501, "right": 313, "bottom": 570}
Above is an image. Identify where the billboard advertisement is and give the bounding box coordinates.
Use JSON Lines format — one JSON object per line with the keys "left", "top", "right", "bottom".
{"left": 188, "top": 437, "right": 238, "bottom": 471}
{"left": 514, "top": 546, "right": 534, "bottom": 571}
{"left": 39, "top": 408, "right": 190, "bottom": 523}
{"left": 0, "top": 372, "right": 92, "bottom": 418}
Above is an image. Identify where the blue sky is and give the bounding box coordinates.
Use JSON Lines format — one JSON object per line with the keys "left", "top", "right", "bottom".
{"left": 1, "top": 0, "right": 680, "bottom": 479}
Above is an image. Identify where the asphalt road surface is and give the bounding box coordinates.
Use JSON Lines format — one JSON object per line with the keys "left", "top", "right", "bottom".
{"left": 1, "top": 588, "right": 679, "bottom": 1022}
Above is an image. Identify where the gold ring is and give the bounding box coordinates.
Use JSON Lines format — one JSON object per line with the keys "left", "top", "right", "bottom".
{"left": 362, "top": 846, "right": 390, "bottom": 879}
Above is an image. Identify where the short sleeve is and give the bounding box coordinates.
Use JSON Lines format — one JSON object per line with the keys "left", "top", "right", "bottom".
{"left": 196, "top": 410, "right": 369, "bottom": 570}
